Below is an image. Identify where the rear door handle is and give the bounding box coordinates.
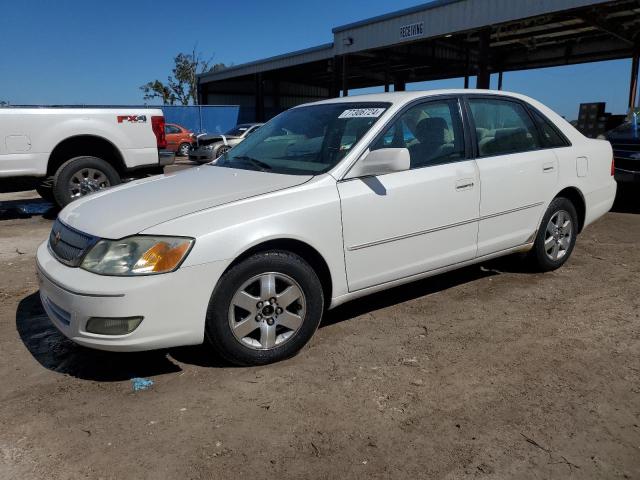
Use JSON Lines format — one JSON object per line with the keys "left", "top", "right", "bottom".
{"left": 455, "top": 178, "right": 475, "bottom": 191}
{"left": 543, "top": 162, "right": 555, "bottom": 172}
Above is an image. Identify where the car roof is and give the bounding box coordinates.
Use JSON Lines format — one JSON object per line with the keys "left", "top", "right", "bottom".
{"left": 301, "top": 89, "right": 535, "bottom": 107}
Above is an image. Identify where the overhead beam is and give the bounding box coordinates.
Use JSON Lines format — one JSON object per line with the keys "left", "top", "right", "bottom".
{"left": 578, "top": 11, "right": 636, "bottom": 46}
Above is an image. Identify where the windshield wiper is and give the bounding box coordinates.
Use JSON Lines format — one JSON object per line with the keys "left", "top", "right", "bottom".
{"left": 232, "top": 155, "right": 272, "bottom": 172}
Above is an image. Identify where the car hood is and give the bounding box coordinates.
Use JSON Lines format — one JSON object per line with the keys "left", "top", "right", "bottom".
{"left": 59, "top": 166, "right": 312, "bottom": 239}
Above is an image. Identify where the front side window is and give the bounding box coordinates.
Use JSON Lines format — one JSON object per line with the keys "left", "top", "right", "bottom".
{"left": 371, "top": 98, "right": 465, "bottom": 169}
{"left": 216, "top": 103, "right": 390, "bottom": 175}
{"left": 469, "top": 98, "right": 541, "bottom": 157}
{"left": 165, "top": 125, "right": 180, "bottom": 134}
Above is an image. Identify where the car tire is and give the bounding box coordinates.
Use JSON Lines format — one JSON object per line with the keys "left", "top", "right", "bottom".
{"left": 178, "top": 143, "right": 190, "bottom": 157}
{"left": 35, "top": 176, "right": 55, "bottom": 203}
{"left": 528, "top": 197, "right": 578, "bottom": 272}
{"left": 205, "top": 250, "right": 324, "bottom": 366}
{"left": 216, "top": 145, "right": 231, "bottom": 158}
{"left": 52, "top": 156, "right": 120, "bottom": 208}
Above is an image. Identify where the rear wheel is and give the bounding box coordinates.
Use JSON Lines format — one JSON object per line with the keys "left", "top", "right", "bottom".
{"left": 178, "top": 142, "right": 191, "bottom": 157}
{"left": 205, "top": 250, "right": 324, "bottom": 366}
{"left": 52, "top": 156, "right": 120, "bottom": 207}
{"left": 529, "top": 197, "right": 578, "bottom": 271}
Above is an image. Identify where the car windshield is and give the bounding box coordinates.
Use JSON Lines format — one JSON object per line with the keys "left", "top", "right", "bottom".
{"left": 215, "top": 102, "right": 390, "bottom": 175}
{"left": 224, "top": 125, "right": 254, "bottom": 136}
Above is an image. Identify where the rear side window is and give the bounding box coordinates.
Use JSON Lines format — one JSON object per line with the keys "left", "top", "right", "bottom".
{"left": 371, "top": 98, "right": 465, "bottom": 169}
{"left": 530, "top": 109, "right": 569, "bottom": 148}
{"left": 468, "top": 98, "right": 541, "bottom": 157}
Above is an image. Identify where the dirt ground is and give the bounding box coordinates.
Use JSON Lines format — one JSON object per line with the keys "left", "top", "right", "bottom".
{"left": 0, "top": 169, "right": 639, "bottom": 479}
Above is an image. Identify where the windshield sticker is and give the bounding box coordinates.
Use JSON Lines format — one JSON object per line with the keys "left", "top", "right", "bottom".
{"left": 338, "top": 108, "right": 386, "bottom": 119}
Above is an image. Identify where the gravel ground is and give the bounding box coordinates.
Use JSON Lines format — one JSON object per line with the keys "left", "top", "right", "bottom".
{"left": 0, "top": 174, "right": 639, "bottom": 480}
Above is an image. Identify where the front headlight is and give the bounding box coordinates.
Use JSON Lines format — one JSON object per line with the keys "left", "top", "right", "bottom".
{"left": 81, "top": 236, "right": 194, "bottom": 276}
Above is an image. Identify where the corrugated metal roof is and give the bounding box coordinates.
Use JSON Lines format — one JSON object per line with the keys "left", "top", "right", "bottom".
{"left": 332, "top": 0, "right": 463, "bottom": 33}
{"left": 200, "top": 0, "right": 619, "bottom": 84}
{"left": 198, "top": 42, "right": 334, "bottom": 83}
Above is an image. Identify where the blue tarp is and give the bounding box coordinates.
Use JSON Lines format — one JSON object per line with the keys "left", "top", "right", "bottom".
{"left": 161, "top": 105, "right": 239, "bottom": 135}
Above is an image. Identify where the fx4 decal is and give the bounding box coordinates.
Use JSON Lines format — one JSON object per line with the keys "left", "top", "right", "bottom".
{"left": 117, "top": 115, "right": 147, "bottom": 124}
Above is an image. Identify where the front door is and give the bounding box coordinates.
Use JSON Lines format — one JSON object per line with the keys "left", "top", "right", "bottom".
{"left": 338, "top": 98, "right": 480, "bottom": 292}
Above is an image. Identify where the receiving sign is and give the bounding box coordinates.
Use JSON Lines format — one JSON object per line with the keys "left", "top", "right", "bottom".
{"left": 400, "top": 21, "right": 424, "bottom": 40}
{"left": 338, "top": 108, "right": 386, "bottom": 119}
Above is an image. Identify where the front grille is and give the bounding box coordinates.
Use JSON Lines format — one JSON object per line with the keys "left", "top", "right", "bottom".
{"left": 49, "top": 219, "right": 99, "bottom": 267}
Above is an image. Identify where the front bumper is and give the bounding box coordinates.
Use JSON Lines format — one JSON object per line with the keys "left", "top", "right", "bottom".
{"left": 36, "top": 241, "right": 226, "bottom": 352}
{"left": 188, "top": 146, "right": 217, "bottom": 162}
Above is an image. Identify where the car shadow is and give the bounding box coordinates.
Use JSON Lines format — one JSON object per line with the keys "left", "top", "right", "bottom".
{"left": 322, "top": 262, "right": 502, "bottom": 327}
{"left": 16, "top": 258, "right": 526, "bottom": 378}
{"left": 15, "top": 292, "right": 182, "bottom": 381}
{"left": 611, "top": 184, "right": 640, "bottom": 214}
{"left": 0, "top": 197, "right": 58, "bottom": 221}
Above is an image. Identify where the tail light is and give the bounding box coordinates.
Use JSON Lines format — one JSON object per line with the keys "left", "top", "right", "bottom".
{"left": 611, "top": 155, "right": 615, "bottom": 176}
{"left": 151, "top": 116, "right": 167, "bottom": 149}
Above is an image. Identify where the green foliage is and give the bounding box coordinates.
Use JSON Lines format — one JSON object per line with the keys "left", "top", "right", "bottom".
{"left": 140, "top": 49, "right": 225, "bottom": 105}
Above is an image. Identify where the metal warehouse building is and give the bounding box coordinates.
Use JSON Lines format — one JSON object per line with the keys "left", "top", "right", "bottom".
{"left": 198, "top": 0, "right": 640, "bottom": 122}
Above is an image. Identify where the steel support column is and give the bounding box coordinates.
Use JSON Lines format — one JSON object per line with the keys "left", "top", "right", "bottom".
{"left": 394, "top": 77, "right": 406, "bottom": 92}
{"left": 476, "top": 29, "right": 491, "bottom": 89}
{"left": 342, "top": 55, "right": 349, "bottom": 97}
{"left": 498, "top": 71, "right": 503, "bottom": 90}
{"left": 255, "top": 73, "right": 265, "bottom": 122}
{"left": 629, "top": 51, "right": 639, "bottom": 110}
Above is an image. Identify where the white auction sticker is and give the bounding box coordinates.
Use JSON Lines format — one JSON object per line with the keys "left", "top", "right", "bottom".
{"left": 338, "top": 108, "right": 386, "bottom": 119}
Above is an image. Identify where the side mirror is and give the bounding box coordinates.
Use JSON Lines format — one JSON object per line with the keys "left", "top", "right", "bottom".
{"left": 346, "top": 148, "right": 410, "bottom": 179}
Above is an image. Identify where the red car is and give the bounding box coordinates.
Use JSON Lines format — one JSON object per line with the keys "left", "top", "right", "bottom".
{"left": 164, "top": 123, "right": 194, "bottom": 156}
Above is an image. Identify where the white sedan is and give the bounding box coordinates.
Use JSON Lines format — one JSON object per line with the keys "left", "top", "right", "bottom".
{"left": 36, "top": 90, "right": 616, "bottom": 365}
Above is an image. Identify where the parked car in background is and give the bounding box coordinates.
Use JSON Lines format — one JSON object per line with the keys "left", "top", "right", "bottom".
{"left": 605, "top": 120, "right": 640, "bottom": 183}
{"left": 37, "top": 90, "right": 616, "bottom": 366}
{"left": 189, "top": 123, "right": 263, "bottom": 163}
{"left": 0, "top": 107, "right": 174, "bottom": 207}
{"left": 165, "top": 123, "right": 194, "bottom": 157}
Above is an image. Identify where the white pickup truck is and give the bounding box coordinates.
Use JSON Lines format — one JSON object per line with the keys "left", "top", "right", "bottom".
{"left": 0, "top": 107, "right": 174, "bottom": 207}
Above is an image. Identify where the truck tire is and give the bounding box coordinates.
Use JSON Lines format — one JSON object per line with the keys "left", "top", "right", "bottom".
{"left": 35, "top": 176, "right": 55, "bottom": 203}
{"left": 52, "top": 156, "right": 120, "bottom": 208}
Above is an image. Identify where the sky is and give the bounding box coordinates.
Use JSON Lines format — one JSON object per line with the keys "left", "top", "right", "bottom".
{"left": 0, "top": 0, "right": 633, "bottom": 120}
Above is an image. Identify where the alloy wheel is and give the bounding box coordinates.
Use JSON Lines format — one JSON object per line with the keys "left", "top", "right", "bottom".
{"left": 68, "top": 168, "right": 111, "bottom": 199}
{"left": 544, "top": 210, "right": 573, "bottom": 261}
{"left": 228, "top": 272, "right": 306, "bottom": 350}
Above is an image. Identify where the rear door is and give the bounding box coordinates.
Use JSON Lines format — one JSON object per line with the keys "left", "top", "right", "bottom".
{"left": 465, "top": 96, "right": 559, "bottom": 256}
{"left": 338, "top": 97, "right": 480, "bottom": 291}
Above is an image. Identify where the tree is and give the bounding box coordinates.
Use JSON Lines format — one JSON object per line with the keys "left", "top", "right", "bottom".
{"left": 0, "top": 100, "right": 9, "bottom": 107}
{"left": 140, "top": 49, "right": 226, "bottom": 105}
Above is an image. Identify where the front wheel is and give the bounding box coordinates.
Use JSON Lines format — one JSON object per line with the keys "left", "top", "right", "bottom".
{"left": 205, "top": 250, "right": 324, "bottom": 366}
{"left": 528, "top": 197, "right": 578, "bottom": 272}
{"left": 52, "top": 156, "right": 120, "bottom": 207}
{"left": 216, "top": 145, "right": 231, "bottom": 158}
